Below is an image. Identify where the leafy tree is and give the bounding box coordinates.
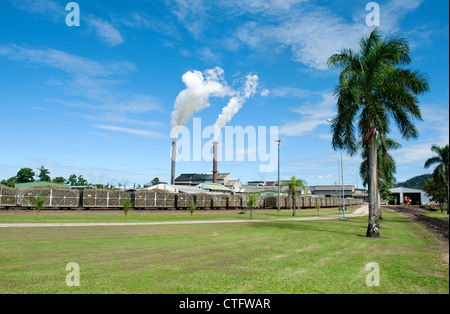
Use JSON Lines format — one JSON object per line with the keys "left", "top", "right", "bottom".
{"left": 424, "top": 144, "right": 449, "bottom": 213}
{"left": 423, "top": 177, "right": 447, "bottom": 212}
{"left": 28, "top": 195, "right": 48, "bottom": 221}
{"left": 396, "top": 174, "right": 433, "bottom": 189}
{"left": 77, "top": 175, "right": 88, "bottom": 186}
{"left": 327, "top": 28, "right": 430, "bottom": 237}
{"left": 16, "top": 168, "right": 36, "bottom": 183}
{"left": 151, "top": 177, "right": 160, "bottom": 186}
{"left": 37, "top": 166, "right": 51, "bottom": 182}
{"left": 67, "top": 174, "right": 88, "bottom": 186}
{"left": 52, "top": 177, "right": 66, "bottom": 184}
{"left": 123, "top": 199, "right": 132, "bottom": 222}
{"left": 1, "top": 177, "right": 17, "bottom": 188}
{"left": 67, "top": 174, "right": 78, "bottom": 186}
{"left": 188, "top": 201, "right": 196, "bottom": 217}
{"left": 281, "top": 176, "right": 307, "bottom": 217}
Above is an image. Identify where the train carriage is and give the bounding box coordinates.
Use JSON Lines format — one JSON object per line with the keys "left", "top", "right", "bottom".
{"left": 82, "top": 189, "right": 129, "bottom": 209}
{"left": 17, "top": 187, "right": 79, "bottom": 208}
{"left": 195, "top": 194, "right": 214, "bottom": 209}
{"left": 0, "top": 185, "right": 17, "bottom": 207}
{"left": 176, "top": 193, "right": 195, "bottom": 209}
{"left": 212, "top": 195, "right": 228, "bottom": 209}
{"left": 134, "top": 190, "right": 175, "bottom": 209}
{"left": 227, "top": 195, "right": 243, "bottom": 209}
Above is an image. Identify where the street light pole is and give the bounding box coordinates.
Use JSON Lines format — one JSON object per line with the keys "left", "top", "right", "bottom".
{"left": 328, "top": 118, "right": 346, "bottom": 220}
{"left": 341, "top": 150, "right": 346, "bottom": 219}
{"left": 275, "top": 139, "right": 281, "bottom": 212}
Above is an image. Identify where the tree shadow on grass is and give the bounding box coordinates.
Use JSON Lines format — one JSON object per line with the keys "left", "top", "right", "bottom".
{"left": 247, "top": 220, "right": 365, "bottom": 238}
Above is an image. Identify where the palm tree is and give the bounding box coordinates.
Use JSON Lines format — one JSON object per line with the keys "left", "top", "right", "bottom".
{"left": 247, "top": 193, "right": 258, "bottom": 219}
{"left": 360, "top": 137, "right": 402, "bottom": 220}
{"left": 327, "top": 28, "right": 430, "bottom": 237}
{"left": 424, "top": 145, "right": 449, "bottom": 213}
{"left": 281, "top": 176, "right": 308, "bottom": 217}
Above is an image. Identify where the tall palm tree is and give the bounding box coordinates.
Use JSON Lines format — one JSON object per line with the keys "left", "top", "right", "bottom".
{"left": 327, "top": 28, "right": 430, "bottom": 237}
{"left": 360, "top": 137, "right": 402, "bottom": 219}
{"left": 424, "top": 145, "right": 449, "bottom": 213}
{"left": 281, "top": 176, "right": 308, "bottom": 217}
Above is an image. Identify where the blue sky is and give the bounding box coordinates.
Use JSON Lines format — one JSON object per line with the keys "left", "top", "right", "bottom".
{"left": 0, "top": 0, "right": 448, "bottom": 187}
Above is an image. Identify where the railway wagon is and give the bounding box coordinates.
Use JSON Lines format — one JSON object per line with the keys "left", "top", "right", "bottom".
{"left": 265, "top": 196, "right": 288, "bottom": 209}
{"left": 256, "top": 195, "right": 267, "bottom": 208}
{"left": 212, "top": 195, "right": 228, "bottom": 209}
{"left": 228, "top": 195, "right": 243, "bottom": 209}
{"left": 195, "top": 193, "right": 214, "bottom": 209}
{"left": 0, "top": 185, "right": 17, "bottom": 208}
{"left": 176, "top": 193, "right": 195, "bottom": 209}
{"left": 82, "top": 189, "right": 129, "bottom": 209}
{"left": 134, "top": 190, "right": 175, "bottom": 209}
{"left": 17, "top": 186, "right": 80, "bottom": 208}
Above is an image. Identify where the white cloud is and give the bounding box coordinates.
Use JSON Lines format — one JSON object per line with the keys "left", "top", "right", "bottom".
{"left": 278, "top": 91, "right": 336, "bottom": 137}
{"left": 235, "top": 0, "right": 426, "bottom": 69}
{"left": 218, "top": 0, "right": 308, "bottom": 15}
{"left": 0, "top": 44, "right": 162, "bottom": 114}
{"left": 85, "top": 16, "right": 124, "bottom": 46}
{"left": 11, "top": 0, "right": 124, "bottom": 46}
{"left": 92, "top": 125, "right": 165, "bottom": 139}
{"left": 237, "top": 9, "right": 368, "bottom": 70}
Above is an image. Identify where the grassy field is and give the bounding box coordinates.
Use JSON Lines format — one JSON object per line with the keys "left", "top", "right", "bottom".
{"left": 0, "top": 207, "right": 355, "bottom": 224}
{"left": 0, "top": 209, "right": 448, "bottom": 294}
{"left": 408, "top": 206, "right": 449, "bottom": 221}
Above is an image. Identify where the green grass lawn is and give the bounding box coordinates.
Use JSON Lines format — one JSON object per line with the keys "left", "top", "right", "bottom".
{"left": 408, "top": 206, "right": 449, "bottom": 221}
{"left": 0, "top": 207, "right": 355, "bottom": 224}
{"left": 0, "top": 209, "right": 448, "bottom": 294}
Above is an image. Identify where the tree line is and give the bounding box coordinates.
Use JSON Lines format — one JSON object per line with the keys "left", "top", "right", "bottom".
{"left": 0, "top": 166, "right": 161, "bottom": 190}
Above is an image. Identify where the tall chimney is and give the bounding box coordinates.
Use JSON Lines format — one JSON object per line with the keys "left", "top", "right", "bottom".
{"left": 171, "top": 140, "right": 176, "bottom": 185}
{"left": 213, "top": 141, "right": 218, "bottom": 184}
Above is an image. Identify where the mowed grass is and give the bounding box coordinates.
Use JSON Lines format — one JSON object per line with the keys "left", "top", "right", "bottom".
{"left": 0, "top": 207, "right": 355, "bottom": 224}
{"left": 0, "top": 210, "right": 448, "bottom": 294}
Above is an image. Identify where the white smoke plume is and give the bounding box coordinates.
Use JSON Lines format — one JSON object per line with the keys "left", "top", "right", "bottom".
{"left": 170, "top": 67, "right": 233, "bottom": 140}
{"left": 213, "top": 74, "right": 260, "bottom": 141}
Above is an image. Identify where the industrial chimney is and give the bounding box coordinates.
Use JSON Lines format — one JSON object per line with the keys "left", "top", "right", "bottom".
{"left": 171, "top": 140, "right": 176, "bottom": 185}
{"left": 213, "top": 141, "right": 218, "bottom": 184}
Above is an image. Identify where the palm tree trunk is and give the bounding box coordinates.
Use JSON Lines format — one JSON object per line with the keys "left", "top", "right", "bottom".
{"left": 377, "top": 188, "right": 383, "bottom": 220}
{"left": 366, "top": 132, "right": 380, "bottom": 237}
{"left": 293, "top": 197, "right": 296, "bottom": 217}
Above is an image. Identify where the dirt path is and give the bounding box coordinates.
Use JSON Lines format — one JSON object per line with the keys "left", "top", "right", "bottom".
{"left": 0, "top": 205, "right": 369, "bottom": 228}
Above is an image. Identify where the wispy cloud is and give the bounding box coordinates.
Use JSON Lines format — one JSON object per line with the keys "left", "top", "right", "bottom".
{"left": 0, "top": 44, "right": 161, "bottom": 115}
{"left": 10, "top": 0, "right": 124, "bottom": 46}
{"left": 85, "top": 16, "right": 124, "bottom": 46}
{"left": 92, "top": 125, "right": 165, "bottom": 139}
{"left": 82, "top": 113, "right": 163, "bottom": 128}
{"left": 233, "top": 0, "right": 425, "bottom": 69}
{"left": 278, "top": 90, "right": 336, "bottom": 137}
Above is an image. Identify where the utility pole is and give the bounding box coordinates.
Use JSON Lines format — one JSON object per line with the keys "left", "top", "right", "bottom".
{"left": 275, "top": 139, "right": 281, "bottom": 212}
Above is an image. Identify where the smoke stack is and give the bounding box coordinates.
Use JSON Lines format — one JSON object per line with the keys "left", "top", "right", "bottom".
{"left": 171, "top": 140, "right": 176, "bottom": 185}
{"left": 213, "top": 141, "right": 218, "bottom": 184}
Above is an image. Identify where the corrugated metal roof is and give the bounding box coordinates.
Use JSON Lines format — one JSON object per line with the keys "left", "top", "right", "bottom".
{"left": 200, "top": 183, "right": 232, "bottom": 192}
{"left": 389, "top": 187, "right": 425, "bottom": 193}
